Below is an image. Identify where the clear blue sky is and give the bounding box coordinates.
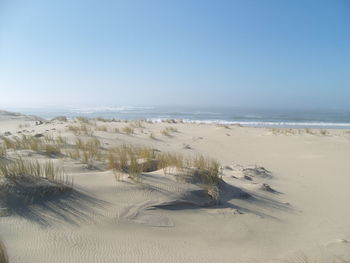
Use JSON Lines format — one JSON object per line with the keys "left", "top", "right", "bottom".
{"left": 0, "top": 0, "right": 349, "bottom": 109}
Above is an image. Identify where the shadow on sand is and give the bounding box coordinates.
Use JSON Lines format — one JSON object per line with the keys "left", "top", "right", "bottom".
{"left": 2, "top": 187, "right": 109, "bottom": 227}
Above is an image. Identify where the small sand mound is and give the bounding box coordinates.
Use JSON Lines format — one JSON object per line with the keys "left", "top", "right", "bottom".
{"left": 260, "top": 183, "right": 278, "bottom": 193}
{"left": 0, "top": 176, "right": 71, "bottom": 213}
{"left": 243, "top": 166, "right": 272, "bottom": 179}
{"left": 118, "top": 171, "right": 250, "bottom": 226}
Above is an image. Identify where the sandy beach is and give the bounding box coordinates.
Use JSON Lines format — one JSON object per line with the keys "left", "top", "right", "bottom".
{"left": 0, "top": 111, "right": 350, "bottom": 263}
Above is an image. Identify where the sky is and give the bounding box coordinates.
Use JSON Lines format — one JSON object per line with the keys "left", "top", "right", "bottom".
{"left": 0, "top": 0, "right": 349, "bottom": 109}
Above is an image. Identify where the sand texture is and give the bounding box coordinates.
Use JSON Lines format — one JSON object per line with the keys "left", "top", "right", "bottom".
{"left": 0, "top": 112, "right": 350, "bottom": 262}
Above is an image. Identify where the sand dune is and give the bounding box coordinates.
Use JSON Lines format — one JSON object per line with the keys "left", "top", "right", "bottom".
{"left": 0, "top": 112, "right": 350, "bottom": 262}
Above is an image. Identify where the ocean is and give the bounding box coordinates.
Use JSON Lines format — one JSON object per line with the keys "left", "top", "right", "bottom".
{"left": 6, "top": 106, "right": 350, "bottom": 129}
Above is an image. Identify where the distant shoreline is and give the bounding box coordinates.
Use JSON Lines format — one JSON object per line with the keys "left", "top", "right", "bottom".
{"left": 2, "top": 107, "right": 350, "bottom": 129}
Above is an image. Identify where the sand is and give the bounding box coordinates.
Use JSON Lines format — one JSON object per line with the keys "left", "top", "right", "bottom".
{"left": 0, "top": 111, "right": 350, "bottom": 262}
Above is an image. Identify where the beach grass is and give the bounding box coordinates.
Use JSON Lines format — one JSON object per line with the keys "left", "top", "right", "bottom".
{"left": 107, "top": 144, "right": 221, "bottom": 198}
{"left": 74, "top": 137, "right": 102, "bottom": 163}
{"left": 149, "top": 133, "right": 157, "bottom": 140}
{"left": 121, "top": 126, "right": 134, "bottom": 135}
{"left": 1, "top": 135, "right": 62, "bottom": 156}
{"left": 67, "top": 124, "right": 94, "bottom": 136}
{"left": 96, "top": 125, "right": 108, "bottom": 132}
{"left": 0, "top": 158, "right": 67, "bottom": 183}
{"left": 0, "top": 145, "right": 6, "bottom": 158}
{"left": 51, "top": 116, "right": 68, "bottom": 122}
{"left": 0, "top": 240, "right": 8, "bottom": 263}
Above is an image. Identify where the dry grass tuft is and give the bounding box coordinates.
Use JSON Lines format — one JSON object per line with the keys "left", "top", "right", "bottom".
{"left": 1, "top": 135, "right": 63, "bottom": 156}
{"left": 0, "top": 145, "right": 6, "bottom": 158}
{"left": 0, "top": 158, "right": 67, "bottom": 183}
{"left": 107, "top": 145, "right": 158, "bottom": 182}
{"left": 271, "top": 128, "right": 297, "bottom": 135}
{"left": 74, "top": 137, "right": 102, "bottom": 163}
{"left": 319, "top": 129, "right": 329, "bottom": 136}
{"left": 161, "top": 129, "right": 171, "bottom": 137}
{"left": 161, "top": 126, "right": 178, "bottom": 137}
{"left": 51, "top": 116, "right": 68, "bottom": 122}
{"left": 67, "top": 124, "right": 94, "bottom": 136}
{"left": 107, "top": 144, "right": 221, "bottom": 199}
{"left": 132, "top": 120, "right": 145, "bottom": 128}
{"left": 305, "top": 128, "right": 317, "bottom": 135}
{"left": 95, "top": 117, "right": 113, "bottom": 122}
{"left": 76, "top": 117, "right": 90, "bottom": 124}
{"left": 0, "top": 240, "right": 8, "bottom": 263}
{"left": 122, "top": 126, "right": 134, "bottom": 135}
{"left": 96, "top": 126, "right": 108, "bottom": 132}
{"left": 149, "top": 133, "right": 157, "bottom": 140}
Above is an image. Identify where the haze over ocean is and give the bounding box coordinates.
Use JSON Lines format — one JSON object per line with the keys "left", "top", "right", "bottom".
{"left": 4, "top": 106, "right": 350, "bottom": 129}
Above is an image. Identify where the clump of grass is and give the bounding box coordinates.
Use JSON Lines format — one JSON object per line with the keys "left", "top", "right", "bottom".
{"left": 161, "top": 127, "right": 178, "bottom": 137}
{"left": 106, "top": 144, "right": 222, "bottom": 200}
{"left": 0, "top": 158, "right": 64, "bottom": 181}
{"left": 67, "top": 125, "right": 94, "bottom": 136}
{"left": 113, "top": 127, "right": 120, "bottom": 133}
{"left": 217, "top": 124, "right": 230, "bottom": 129}
{"left": 43, "top": 144, "right": 61, "bottom": 156}
{"left": 305, "top": 128, "right": 316, "bottom": 135}
{"left": 0, "top": 145, "right": 7, "bottom": 158}
{"left": 1, "top": 135, "right": 62, "bottom": 156}
{"left": 192, "top": 155, "right": 221, "bottom": 185}
{"left": 166, "top": 126, "right": 178, "bottom": 132}
{"left": 107, "top": 145, "right": 157, "bottom": 181}
{"left": 0, "top": 240, "right": 8, "bottom": 263}
{"left": 319, "top": 129, "right": 329, "bottom": 136}
{"left": 161, "top": 129, "right": 171, "bottom": 137}
{"left": 65, "top": 148, "right": 81, "bottom": 160}
{"left": 96, "top": 126, "right": 108, "bottom": 132}
{"left": 161, "top": 119, "right": 177, "bottom": 124}
{"left": 157, "top": 152, "right": 183, "bottom": 172}
{"left": 51, "top": 116, "right": 68, "bottom": 122}
{"left": 132, "top": 120, "right": 145, "bottom": 128}
{"left": 122, "top": 126, "right": 134, "bottom": 135}
{"left": 95, "top": 117, "right": 113, "bottom": 122}
{"left": 76, "top": 117, "right": 90, "bottom": 124}
{"left": 55, "top": 135, "right": 68, "bottom": 145}
{"left": 149, "top": 133, "right": 157, "bottom": 140}
{"left": 74, "top": 137, "right": 102, "bottom": 163}
{"left": 18, "top": 123, "right": 30, "bottom": 129}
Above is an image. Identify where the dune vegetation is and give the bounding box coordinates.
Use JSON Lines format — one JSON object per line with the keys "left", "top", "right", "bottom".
{"left": 107, "top": 144, "right": 221, "bottom": 199}
{"left": 0, "top": 240, "right": 8, "bottom": 263}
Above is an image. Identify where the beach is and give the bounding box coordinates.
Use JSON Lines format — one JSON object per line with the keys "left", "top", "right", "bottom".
{"left": 1, "top": 111, "right": 350, "bottom": 262}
